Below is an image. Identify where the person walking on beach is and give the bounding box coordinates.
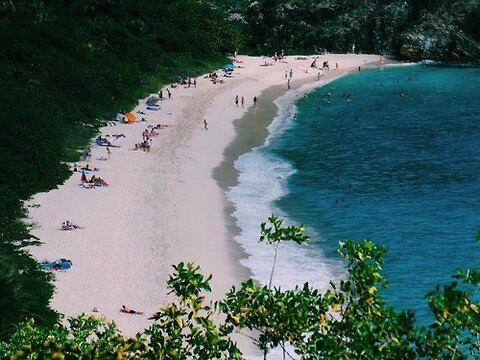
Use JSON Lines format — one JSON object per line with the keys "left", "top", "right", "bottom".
{"left": 253, "top": 96, "right": 257, "bottom": 106}
{"left": 193, "top": 78, "right": 197, "bottom": 88}
{"left": 241, "top": 96, "right": 245, "bottom": 107}
{"left": 106, "top": 147, "right": 111, "bottom": 160}
{"left": 235, "top": 95, "right": 239, "bottom": 107}
{"left": 203, "top": 119, "right": 208, "bottom": 130}
{"left": 167, "top": 88, "right": 172, "bottom": 99}
{"left": 289, "top": 69, "right": 293, "bottom": 78}
{"left": 159, "top": 90, "right": 163, "bottom": 100}
{"left": 287, "top": 79, "right": 291, "bottom": 90}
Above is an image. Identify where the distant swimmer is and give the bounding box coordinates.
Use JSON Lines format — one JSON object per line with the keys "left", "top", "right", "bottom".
{"left": 293, "top": 113, "right": 298, "bottom": 120}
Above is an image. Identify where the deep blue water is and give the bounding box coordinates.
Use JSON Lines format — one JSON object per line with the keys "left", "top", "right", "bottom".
{"left": 268, "top": 65, "right": 480, "bottom": 324}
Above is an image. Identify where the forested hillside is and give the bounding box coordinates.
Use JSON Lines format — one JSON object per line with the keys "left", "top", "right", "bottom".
{"left": 0, "top": 0, "right": 241, "bottom": 339}
{"left": 0, "top": 0, "right": 478, "bottom": 344}
{"left": 213, "top": 0, "right": 480, "bottom": 60}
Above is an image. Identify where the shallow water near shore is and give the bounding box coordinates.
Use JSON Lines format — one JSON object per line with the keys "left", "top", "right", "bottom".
{"left": 229, "top": 64, "right": 480, "bottom": 325}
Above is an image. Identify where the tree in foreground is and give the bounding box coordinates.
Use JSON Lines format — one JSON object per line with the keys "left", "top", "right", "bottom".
{"left": 1, "top": 215, "right": 480, "bottom": 359}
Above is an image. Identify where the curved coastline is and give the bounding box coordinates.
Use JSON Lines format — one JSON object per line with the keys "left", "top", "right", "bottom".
{"left": 214, "top": 59, "right": 392, "bottom": 291}
{"left": 26, "top": 55, "right": 383, "bottom": 342}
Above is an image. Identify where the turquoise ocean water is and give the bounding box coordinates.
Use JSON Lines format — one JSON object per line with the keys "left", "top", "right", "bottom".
{"left": 228, "top": 64, "right": 480, "bottom": 325}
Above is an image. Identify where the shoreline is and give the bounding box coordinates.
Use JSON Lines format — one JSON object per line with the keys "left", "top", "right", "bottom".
{"left": 214, "top": 62, "right": 390, "bottom": 288}
{"left": 25, "top": 55, "right": 383, "bottom": 346}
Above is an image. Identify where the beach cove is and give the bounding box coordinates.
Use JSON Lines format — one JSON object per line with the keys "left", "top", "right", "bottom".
{"left": 26, "top": 54, "right": 381, "bottom": 339}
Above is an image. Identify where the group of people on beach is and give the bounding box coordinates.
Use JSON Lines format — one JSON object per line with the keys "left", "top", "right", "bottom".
{"left": 234, "top": 94, "right": 246, "bottom": 108}
{"left": 77, "top": 158, "right": 109, "bottom": 188}
{"left": 135, "top": 124, "right": 170, "bottom": 151}
{"left": 206, "top": 72, "right": 224, "bottom": 84}
{"left": 80, "top": 174, "right": 109, "bottom": 187}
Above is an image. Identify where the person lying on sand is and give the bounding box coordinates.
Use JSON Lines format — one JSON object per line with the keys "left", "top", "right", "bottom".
{"left": 80, "top": 164, "right": 99, "bottom": 171}
{"left": 121, "top": 305, "right": 143, "bottom": 315}
{"left": 106, "top": 134, "right": 126, "bottom": 139}
{"left": 61, "top": 221, "right": 84, "bottom": 230}
{"left": 89, "top": 175, "right": 109, "bottom": 187}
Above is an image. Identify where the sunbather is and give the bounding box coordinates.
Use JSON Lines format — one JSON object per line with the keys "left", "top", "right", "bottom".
{"left": 61, "top": 221, "right": 84, "bottom": 230}
{"left": 89, "top": 175, "right": 109, "bottom": 187}
{"left": 121, "top": 305, "right": 143, "bottom": 315}
{"left": 81, "top": 164, "right": 99, "bottom": 171}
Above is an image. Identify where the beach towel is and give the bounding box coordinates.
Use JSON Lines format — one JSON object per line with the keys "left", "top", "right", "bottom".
{"left": 42, "top": 258, "right": 72, "bottom": 271}
{"left": 146, "top": 96, "right": 159, "bottom": 106}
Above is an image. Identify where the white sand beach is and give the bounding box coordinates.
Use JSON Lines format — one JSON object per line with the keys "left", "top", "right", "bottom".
{"left": 27, "top": 54, "right": 382, "bottom": 341}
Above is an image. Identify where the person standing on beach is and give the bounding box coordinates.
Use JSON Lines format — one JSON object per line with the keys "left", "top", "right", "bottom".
{"left": 106, "top": 147, "right": 111, "bottom": 160}
{"left": 193, "top": 78, "right": 197, "bottom": 88}
{"left": 203, "top": 119, "right": 208, "bottom": 130}
{"left": 159, "top": 90, "right": 163, "bottom": 100}
{"left": 241, "top": 96, "right": 245, "bottom": 107}
{"left": 235, "top": 95, "right": 239, "bottom": 107}
{"left": 289, "top": 69, "right": 293, "bottom": 78}
{"left": 253, "top": 96, "right": 257, "bottom": 106}
{"left": 287, "top": 78, "right": 291, "bottom": 90}
{"left": 167, "top": 88, "right": 172, "bottom": 99}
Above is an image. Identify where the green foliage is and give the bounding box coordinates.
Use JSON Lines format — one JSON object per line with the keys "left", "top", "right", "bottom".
{"left": 215, "top": 0, "right": 480, "bottom": 61}
{"left": 0, "top": 316, "right": 146, "bottom": 359}
{"left": 1, "top": 0, "right": 479, "bottom": 355}
{"left": 0, "top": 0, "right": 243, "bottom": 341}
{"left": 146, "top": 262, "right": 242, "bottom": 359}
{"left": 259, "top": 214, "right": 309, "bottom": 290}
{"left": 1, "top": 216, "right": 480, "bottom": 358}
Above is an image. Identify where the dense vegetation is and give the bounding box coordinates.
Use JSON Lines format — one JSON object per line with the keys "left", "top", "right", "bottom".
{"left": 216, "top": 0, "right": 480, "bottom": 61}
{"left": 2, "top": 216, "right": 480, "bottom": 359}
{"left": 0, "top": 0, "right": 479, "bottom": 356}
{"left": 0, "top": 0, "right": 241, "bottom": 340}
